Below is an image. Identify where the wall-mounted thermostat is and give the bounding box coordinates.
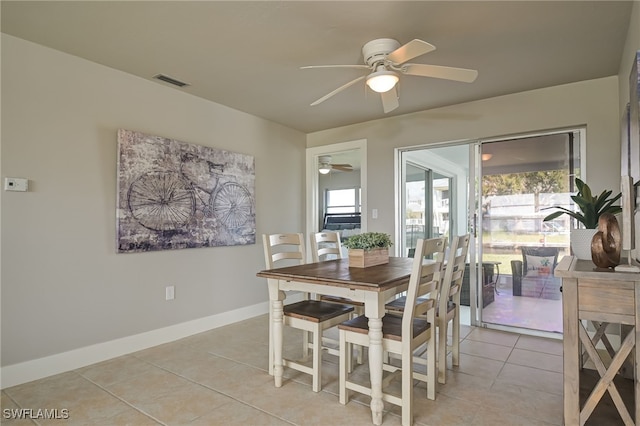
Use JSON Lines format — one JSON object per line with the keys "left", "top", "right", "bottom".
{"left": 4, "top": 177, "right": 29, "bottom": 192}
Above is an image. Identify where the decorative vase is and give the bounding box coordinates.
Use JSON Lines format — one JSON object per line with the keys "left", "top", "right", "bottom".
{"left": 590, "top": 213, "right": 621, "bottom": 268}
{"left": 570, "top": 228, "right": 598, "bottom": 260}
{"left": 348, "top": 248, "right": 389, "bottom": 268}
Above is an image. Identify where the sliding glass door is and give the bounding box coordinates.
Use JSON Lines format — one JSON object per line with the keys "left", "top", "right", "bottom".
{"left": 478, "top": 132, "right": 580, "bottom": 334}
{"left": 399, "top": 145, "right": 474, "bottom": 323}
{"left": 398, "top": 129, "right": 582, "bottom": 334}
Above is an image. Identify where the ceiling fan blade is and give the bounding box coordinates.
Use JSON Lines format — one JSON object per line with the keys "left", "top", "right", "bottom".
{"left": 310, "top": 75, "right": 367, "bottom": 106}
{"left": 301, "top": 65, "right": 370, "bottom": 70}
{"left": 386, "top": 39, "right": 436, "bottom": 65}
{"left": 381, "top": 86, "right": 399, "bottom": 113}
{"left": 401, "top": 64, "right": 478, "bottom": 83}
{"left": 331, "top": 165, "right": 353, "bottom": 172}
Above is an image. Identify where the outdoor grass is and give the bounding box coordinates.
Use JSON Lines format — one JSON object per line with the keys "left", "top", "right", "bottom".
{"left": 481, "top": 231, "right": 570, "bottom": 275}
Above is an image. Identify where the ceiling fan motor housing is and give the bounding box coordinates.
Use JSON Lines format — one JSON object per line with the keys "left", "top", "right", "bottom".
{"left": 362, "top": 38, "right": 401, "bottom": 67}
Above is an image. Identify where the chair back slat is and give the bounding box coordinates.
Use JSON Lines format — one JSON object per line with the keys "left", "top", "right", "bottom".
{"left": 263, "top": 233, "right": 306, "bottom": 269}
{"left": 447, "top": 266, "right": 465, "bottom": 296}
{"left": 414, "top": 293, "right": 436, "bottom": 317}
{"left": 402, "top": 237, "right": 446, "bottom": 336}
{"left": 310, "top": 231, "right": 343, "bottom": 262}
{"left": 439, "top": 234, "right": 471, "bottom": 313}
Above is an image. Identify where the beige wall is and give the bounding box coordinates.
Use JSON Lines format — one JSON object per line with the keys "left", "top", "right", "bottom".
{"left": 308, "top": 76, "right": 621, "bottom": 240}
{"left": 1, "top": 35, "right": 306, "bottom": 372}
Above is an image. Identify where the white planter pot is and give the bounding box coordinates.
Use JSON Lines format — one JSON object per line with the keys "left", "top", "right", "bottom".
{"left": 570, "top": 228, "right": 598, "bottom": 260}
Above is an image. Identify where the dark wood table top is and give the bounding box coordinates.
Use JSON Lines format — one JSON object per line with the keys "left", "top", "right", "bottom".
{"left": 257, "top": 257, "right": 414, "bottom": 292}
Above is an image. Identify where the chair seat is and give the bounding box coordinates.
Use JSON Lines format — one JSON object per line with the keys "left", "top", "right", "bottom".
{"left": 285, "top": 300, "right": 354, "bottom": 323}
{"left": 338, "top": 314, "right": 431, "bottom": 342}
{"left": 320, "top": 295, "right": 364, "bottom": 307}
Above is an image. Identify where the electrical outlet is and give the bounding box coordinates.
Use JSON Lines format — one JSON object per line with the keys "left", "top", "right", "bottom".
{"left": 165, "top": 285, "right": 175, "bottom": 301}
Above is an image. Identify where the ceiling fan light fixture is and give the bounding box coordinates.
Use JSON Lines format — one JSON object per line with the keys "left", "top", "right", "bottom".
{"left": 366, "top": 69, "right": 399, "bottom": 93}
{"left": 319, "top": 163, "right": 331, "bottom": 174}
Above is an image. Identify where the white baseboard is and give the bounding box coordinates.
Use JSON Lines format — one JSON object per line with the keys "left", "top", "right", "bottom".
{"left": 1, "top": 300, "right": 277, "bottom": 389}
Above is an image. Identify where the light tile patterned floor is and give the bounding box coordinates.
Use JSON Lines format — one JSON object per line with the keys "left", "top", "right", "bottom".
{"left": 0, "top": 314, "right": 621, "bottom": 425}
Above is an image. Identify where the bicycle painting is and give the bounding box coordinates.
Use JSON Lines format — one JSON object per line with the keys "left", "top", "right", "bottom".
{"left": 117, "top": 129, "right": 255, "bottom": 253}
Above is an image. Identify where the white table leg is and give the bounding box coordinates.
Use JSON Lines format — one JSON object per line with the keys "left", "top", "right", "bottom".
{"left": 268, "top": 280, "right": 286, "bottom": 388}
{"left": 272, "top": 297, "right": 284, "bottom": 387}
{"left": 368, "top": 316, "right": 384, "bottom": 425}
{"left": 268, "top": 302, "right": 273, "bottom": 376}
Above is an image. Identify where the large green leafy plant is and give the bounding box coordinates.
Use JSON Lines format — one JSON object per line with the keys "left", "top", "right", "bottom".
{"left": 543, "top": 178, "right": 621, "bottom": 229}
{"left": 343, "top": 232, "right": 393, "bottom": 251}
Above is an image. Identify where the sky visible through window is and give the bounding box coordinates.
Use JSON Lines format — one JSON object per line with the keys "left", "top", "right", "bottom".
{"left": 327, "top": 188, "right": 358, "bottom": 213}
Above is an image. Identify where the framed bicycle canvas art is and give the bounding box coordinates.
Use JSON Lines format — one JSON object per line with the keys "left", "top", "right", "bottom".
{"left": 116, "top": 129, "right": 255, "bottom": 253}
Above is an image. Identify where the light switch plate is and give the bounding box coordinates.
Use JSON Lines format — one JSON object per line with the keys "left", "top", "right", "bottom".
{"left": 4, "top": 178, "right": 28, "bottom": 192}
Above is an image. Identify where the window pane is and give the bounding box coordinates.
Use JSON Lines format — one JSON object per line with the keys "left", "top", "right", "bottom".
{"left": 327, "top": 206, "right": 356, "bottom": 214}
{"left": 327, "top": 189, "right": 355, "bottom": 207}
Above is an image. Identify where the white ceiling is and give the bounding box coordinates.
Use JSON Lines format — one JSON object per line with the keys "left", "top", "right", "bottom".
{"left": 1, "top": 1, "right": 633, "bottom": 134}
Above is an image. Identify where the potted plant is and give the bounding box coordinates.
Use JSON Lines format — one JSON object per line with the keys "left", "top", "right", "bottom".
{"left": 343, "top": 232, "right": 393, "bottom": 268}
{"left": 543, "top": 178, "right": 621, "bottom": 259}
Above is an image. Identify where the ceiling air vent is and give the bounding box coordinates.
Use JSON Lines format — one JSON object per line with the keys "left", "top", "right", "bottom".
{"left": 152, "top": 74, "right": 190, "bottom": 88}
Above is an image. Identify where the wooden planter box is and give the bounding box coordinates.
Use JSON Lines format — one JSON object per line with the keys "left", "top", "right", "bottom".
{"left": 348, "top": 248, "right": 389, "bottom": 268}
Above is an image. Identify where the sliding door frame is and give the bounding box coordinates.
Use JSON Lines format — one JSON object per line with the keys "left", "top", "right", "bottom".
{"left": 476, "top": 127, "right": 586, "bottom": 336}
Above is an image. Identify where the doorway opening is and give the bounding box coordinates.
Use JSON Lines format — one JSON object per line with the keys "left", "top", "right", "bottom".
{"left": 306, "top": 140, "right": 367, "bottom": 241}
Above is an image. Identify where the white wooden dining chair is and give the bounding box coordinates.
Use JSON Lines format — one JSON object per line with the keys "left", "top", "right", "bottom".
{"left": 310, "top": 231, "right": 365, "bottom": 313}
{"left": 310, "top": 230, "right": 343, "bottom": 262}
{"left": 310, "top": 231, "right": 364, "bottom": 364}
{"left": 338, "top": 237, "right": 445, "bottom": 426}
{"left": 262, "top": 233, "right": 354, "bottom": 392}
{"left": 435, "top": 233, "right": 470, "bottom": 384}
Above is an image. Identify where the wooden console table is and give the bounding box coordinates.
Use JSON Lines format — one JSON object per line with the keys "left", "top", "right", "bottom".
{"left": 555, "top": 256, "right": 639, "bottom": 425}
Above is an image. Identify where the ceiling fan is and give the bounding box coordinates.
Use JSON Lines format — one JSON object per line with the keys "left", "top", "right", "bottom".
{"left": 318, "top": 155, "right": 353, "bottom": 174}
{"left": 302, "top": 38, "right": 478, "bottom": 113}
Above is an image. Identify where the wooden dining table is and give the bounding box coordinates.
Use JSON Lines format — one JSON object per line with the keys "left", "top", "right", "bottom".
{"left": 257, "top": 256, "right": 415, "bottom": 425}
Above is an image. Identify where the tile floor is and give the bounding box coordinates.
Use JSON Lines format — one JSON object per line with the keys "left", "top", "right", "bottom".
{"left": 482, "top": 292, "right": 563, "bottom": 334}
{"left": 477, "top": 276, "right": 563, "bottom": 334}
{"left": 0, "top": 314, "right": 625, "bottom": 425}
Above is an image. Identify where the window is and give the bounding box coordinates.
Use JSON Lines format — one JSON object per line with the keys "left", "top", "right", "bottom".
{"left": 325, "top": 188, "right": 361, "bottom": 214}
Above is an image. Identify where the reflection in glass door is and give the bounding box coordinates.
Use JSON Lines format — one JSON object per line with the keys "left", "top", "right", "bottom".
{"left": 479, "top": 132, "right": 581, "bottom": 334}
{"left": 402, "top": 162, "right": 453, "bottom": 256}
{"left": 403, "top": 163, "right": 451, "bottom": 256}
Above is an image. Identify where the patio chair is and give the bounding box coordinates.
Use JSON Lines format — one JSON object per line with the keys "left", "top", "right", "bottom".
{"left": 510, "top": 246, "right": 561, "bottom": 299}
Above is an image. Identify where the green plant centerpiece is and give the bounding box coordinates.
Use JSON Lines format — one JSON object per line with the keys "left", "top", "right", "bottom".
{"left": 343, "top": 232, "right": 393, "bottom": 251}
{"left": 543, "top": 178, "right": 621, "bottom": 260}
{"left": 343, "top": 232, "right": 393, "bottom": 268}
